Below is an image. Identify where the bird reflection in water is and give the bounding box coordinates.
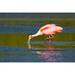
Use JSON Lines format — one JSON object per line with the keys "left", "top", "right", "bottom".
{"left": 37, "top": 50, "right": 63, "bottom": 62}
{"left": 28, "top": 41, "right": 63, "bottom": 62}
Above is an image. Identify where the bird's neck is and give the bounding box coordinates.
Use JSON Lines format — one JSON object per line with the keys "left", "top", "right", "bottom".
{"left": 31, "top": 30, "right": 42, "bottom": 38}
{"left": 31, "top": 33, "right": 39, "bottom": 38}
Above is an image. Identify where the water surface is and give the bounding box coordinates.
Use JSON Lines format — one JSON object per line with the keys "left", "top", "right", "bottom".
{"left": 0, "top": 13, "right": 75, "bottom": 62}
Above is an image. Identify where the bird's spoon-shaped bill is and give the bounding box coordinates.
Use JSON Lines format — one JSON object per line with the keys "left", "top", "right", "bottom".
{"left": 28, "top": 35, "right": 32, "bottom": 43}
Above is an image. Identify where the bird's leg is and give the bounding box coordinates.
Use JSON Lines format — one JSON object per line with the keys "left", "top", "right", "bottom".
{"left": 46, "top": 34, "right": 55, "bottom": 45}
{"left": 46, "top": 34, "right": 54, "bottom": 40}
{"left": 48, "top": 35, "right": 53, "bottom": 44}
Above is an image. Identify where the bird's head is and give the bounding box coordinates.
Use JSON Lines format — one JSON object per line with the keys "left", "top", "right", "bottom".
{"left": 28, "top": 35, "right": 32, "bottom": 40}
{"left": 28, "top": 35, "right": 35, "bottom": 41}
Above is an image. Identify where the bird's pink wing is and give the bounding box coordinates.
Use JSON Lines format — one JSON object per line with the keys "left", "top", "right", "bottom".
{"left": 49, "top": 25, "right": 56, "bottom": 31}
{"left": 40, "top": 24, "right": 56, "bottom": 35}
{"left": 40, "top": 25, "right": 50, "bottom": 31}
{"left": 40, "top": 26, "right": 49, "bottom": 31}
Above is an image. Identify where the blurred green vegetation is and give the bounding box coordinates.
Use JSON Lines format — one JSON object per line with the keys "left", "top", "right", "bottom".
{"left": 0, "top": 18, "right": 75, "bottom": 26}
{"left": 0, "top": 33, "right": 74, "bottom": 48}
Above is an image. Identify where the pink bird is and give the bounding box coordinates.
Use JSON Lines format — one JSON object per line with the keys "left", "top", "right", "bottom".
{"left": 28, "top": 24, "right": 63, "bottom": 43}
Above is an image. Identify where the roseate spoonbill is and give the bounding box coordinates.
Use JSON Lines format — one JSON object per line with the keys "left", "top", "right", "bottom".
{"left": 28, "top": 24, "right": 63, "bottom": 44}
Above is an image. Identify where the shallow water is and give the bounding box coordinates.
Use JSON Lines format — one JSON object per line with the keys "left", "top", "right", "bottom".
{"left": 0, "top": 46, "right": 75, "bottom": 62}
{"left": 0, "top": 13, "right": 75, "bottom": 62}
